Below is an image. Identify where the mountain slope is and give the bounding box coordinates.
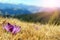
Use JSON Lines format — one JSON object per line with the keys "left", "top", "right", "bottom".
{"left": 0, "top": 3, "right": 41, "bottom": 14}
{"left": 14, "top": 11, "right": 60, "bottom": 24}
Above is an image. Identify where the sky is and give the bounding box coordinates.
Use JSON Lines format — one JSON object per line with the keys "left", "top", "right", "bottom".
{"left": 0, "top": 0, "right": 60, "bottom": 7}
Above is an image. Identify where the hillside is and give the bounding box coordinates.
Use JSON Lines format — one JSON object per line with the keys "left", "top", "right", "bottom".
{"left": 0, "top": 3, "right": 60, "bottom": 25}
{"left": 0, "top": 17, "right": 60, "bottom": 40}
{"left": 14, "top": 11, "right": 60, "bottom": 25}
{"left": 0, "top": 3, "right": 41, "bottom": 15}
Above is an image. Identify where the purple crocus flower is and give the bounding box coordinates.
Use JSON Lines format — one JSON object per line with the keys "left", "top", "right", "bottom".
{"left": 3, "top": 23, "right": 21, "bottom": 34}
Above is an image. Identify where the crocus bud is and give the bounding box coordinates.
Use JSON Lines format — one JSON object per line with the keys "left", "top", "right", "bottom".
{"left": 3, "top": 23, "right": 21, "bottom": 34}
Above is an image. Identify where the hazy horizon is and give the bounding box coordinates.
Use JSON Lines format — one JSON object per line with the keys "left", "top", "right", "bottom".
{"left": 0, "top": 0, "right": 60, "bottom": 8}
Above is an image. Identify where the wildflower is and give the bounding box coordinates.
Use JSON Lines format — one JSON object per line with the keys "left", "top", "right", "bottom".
{"left": 3, "top": 23, "right": 21, "bottom": 34}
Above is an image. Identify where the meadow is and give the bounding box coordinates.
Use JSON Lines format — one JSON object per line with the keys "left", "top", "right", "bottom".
{"left": 0, "top": 16, "right": 60, "bottom": 40}
{"left": 0, "top": 1, "right": 60, "bottom": 40}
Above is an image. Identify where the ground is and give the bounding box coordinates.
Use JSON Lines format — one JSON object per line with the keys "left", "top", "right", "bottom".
{"left": 0, "top": 17, "right": 60, "bottom": 40}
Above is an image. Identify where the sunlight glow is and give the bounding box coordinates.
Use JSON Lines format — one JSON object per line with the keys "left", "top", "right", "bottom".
{"left": 0, "top": 0, "right": 60, "bottom": 8}
{"left": 42, "top": 0, "right": 60, "bottom": 8}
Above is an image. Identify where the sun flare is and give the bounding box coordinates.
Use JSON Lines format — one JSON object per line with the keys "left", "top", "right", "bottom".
{"left": 42, "top": 0, "right": 59, "bottom": 8}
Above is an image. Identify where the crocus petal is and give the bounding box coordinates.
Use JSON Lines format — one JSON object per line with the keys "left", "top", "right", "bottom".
{"left": 3, "top": 24, "right": 10, "bottom": 32}
{"left": 12, "top": 26, "right": 21, "bottom": 34}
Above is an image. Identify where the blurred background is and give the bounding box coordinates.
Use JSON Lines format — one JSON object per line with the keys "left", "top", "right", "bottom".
{"left": 0, "top": 0, "right": 60, "bottom": 25}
